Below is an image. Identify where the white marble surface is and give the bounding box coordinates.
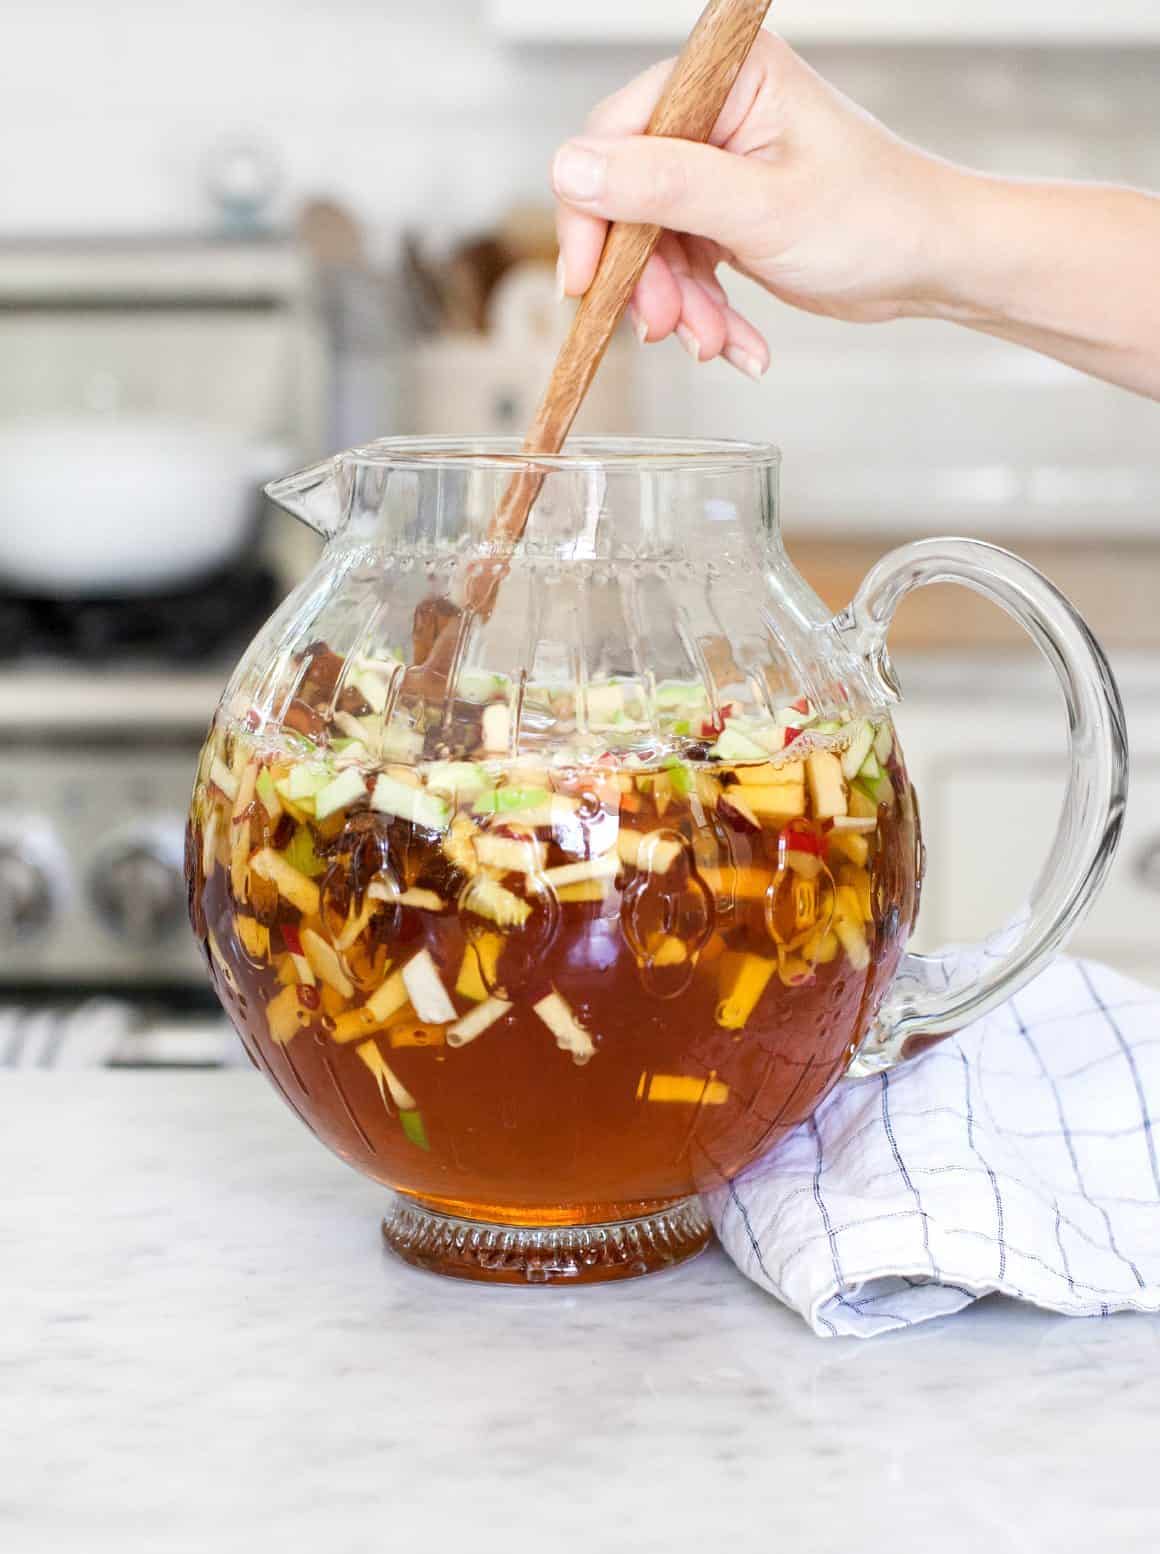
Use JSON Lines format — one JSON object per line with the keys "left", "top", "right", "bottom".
{"left": 3, "top": 1073, "right": 1158, "bottom": 1554}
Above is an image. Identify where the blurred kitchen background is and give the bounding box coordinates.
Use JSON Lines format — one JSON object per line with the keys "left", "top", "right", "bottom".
{"left": 2, "top": 0, "right": 1158, "bottom": 1066}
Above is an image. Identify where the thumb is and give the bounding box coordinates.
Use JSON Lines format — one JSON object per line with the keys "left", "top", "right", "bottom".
{"left": 552, "top": 134, "right": 771, "bottom": 251}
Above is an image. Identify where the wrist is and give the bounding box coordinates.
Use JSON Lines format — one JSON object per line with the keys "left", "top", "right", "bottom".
{"left": 899, "top": 161, "right": 1018, "bottom": 327}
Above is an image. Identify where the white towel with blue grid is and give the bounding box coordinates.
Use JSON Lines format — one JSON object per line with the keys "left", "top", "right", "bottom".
{"left": 709, "top": 958, "right": 1160, "bottom": 1337}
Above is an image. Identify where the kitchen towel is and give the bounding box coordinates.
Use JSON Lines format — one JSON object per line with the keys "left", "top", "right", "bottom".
{"left": 709, "top": 957, "right": 1160, "bottom": 1337}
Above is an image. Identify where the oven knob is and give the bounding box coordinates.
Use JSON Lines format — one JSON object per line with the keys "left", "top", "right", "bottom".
{"left": 91, "top": 841, "right": 186, "bottom": 946}
{"left": 0, "top": 842, "right": 54, "bottom": 942}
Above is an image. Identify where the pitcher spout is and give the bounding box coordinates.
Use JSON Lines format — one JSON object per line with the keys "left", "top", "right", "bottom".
{"left": 264, "top": 456, "right": 351, "bottom": 539}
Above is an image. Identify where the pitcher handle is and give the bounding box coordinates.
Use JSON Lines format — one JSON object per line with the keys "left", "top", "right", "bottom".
{"left": 833, "top": 538, "right": 1128, "bottom": 1077}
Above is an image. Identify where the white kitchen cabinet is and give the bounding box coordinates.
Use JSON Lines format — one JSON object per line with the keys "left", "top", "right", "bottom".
{"left": 895, "top": 661, "right": 1160, "bottom": 989}
{"left": 489, "top": 1, "right": 1160, "bottom": 45}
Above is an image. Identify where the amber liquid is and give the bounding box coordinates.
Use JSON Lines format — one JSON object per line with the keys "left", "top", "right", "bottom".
{"left": 188, "top": 746, "right": 919, "bottom": 1227}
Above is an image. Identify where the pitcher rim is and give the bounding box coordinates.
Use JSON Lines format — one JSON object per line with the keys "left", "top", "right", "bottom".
{"left": 334, "top": 434, "right": 781, "bottom": 475}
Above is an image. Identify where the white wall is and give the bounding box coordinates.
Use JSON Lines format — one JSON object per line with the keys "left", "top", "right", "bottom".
{"left": 5, "top": 1, "right": 1160, "bottom": 243}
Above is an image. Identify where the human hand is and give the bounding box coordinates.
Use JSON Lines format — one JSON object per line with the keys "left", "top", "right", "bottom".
{"left": 552, "top": 31, "right": 964, "bottom": 378}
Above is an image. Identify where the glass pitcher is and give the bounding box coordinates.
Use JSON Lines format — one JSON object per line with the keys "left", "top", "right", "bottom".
{"left": 187, "top": 437, "right": 1127, "bottom": 1284}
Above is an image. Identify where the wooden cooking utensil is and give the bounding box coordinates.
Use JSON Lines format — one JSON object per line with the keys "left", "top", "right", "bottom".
{"left": 406, "top": 0, "right": 772, "bottom": 694}
{"left": 487, "top": 0, "right": 774, "bottom": 551}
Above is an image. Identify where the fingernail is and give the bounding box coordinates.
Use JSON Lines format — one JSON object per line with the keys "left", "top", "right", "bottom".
{"left": 555, "top": 255, "right": 567, "bottom": 301}
{"left": 552, "top": 140, "right": 607, "bottom": 203}
{"left": 725, "top": 346, "right": 766, "bottom": 381}
{"left": 629, "top": 306, "right": 649, "bottom": 345}
{"left": 676, "top": 325, "right": 702, "bottom": 363}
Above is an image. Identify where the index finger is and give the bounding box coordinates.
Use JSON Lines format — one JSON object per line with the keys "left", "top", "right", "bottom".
{"left": 554, "top": 46, "right": 770, "bottom": 295}
{"left": 556, "top": 59, "right": 677, "bottom": 296}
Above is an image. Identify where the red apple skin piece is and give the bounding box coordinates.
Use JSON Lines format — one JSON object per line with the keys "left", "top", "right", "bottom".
{"left": 281, "top": 923, "right": 304, "bottom": 957}
{"left": 780, "top": 824, "right": 823, "bottom": 857}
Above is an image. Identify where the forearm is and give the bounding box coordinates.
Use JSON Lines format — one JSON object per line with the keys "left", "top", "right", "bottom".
{"left": 916, "top": 169, "right": 1160, "bottom": 400}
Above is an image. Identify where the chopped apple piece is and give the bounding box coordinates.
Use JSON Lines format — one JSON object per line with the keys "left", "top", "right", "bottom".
{"left": 276, "top": 763, "right": 330, "bottom": 803}
{"left": 366, "top": 968, "right": 410, "bottom": 1026}
{"left": 834, "top": 917, "right": 871, "bottom": 971}
{"left": 829, "top": 831, "right": 869, "bottom": 867}
{"left": 828, "top": 815, "right": 877, "bottom": 834}
{"left": 371, "top": 775, "right": 449, "bottom": 832}
{"left": 534, "top": 990, "right": 596, "bottom": 1065}
{"left": 425, "top": 761, "right": 488, "bottom": 801}
{"left": 250, "top": 848, "right": 321, "bottom": 917}
{"left": 649, "top": 935, "right": 687, "bottom": 967}
{"left": 583, "top": 684, "right": 625, "bottom": 726}
{"left": 401, "top": 948, "right": 457, "bottom": 1025}
{"left": 209, "top": 756, "right": 239, "bottom": 802}
{"left": 840, "top": 721, "right": 875, "bottom": 782}
{"left": 556, "top": 880, "right": 614, "bottom": 904}
{"left": 739, "top": 784, "right": 807, "bottom": 822}
{"left": 716, "top": 952, "right": 777, "bottom": 1029}
{"left": 266, "top": 983, "right": 316, "bottom": 1045}
{"left": 335, "top": 897, "right": 378, "bottom": 953}
{"left": 354, "top": 1038, "right": 416, "bottom": 1110}
{"left": 235, "top": 915, "right": 270, "bottom": 961}
{"left": 255, "top": 766, "right": 282, "bottom": 822}
{"left": 230, "top": 759, "right": 258, "bottom": 823}
{"left": 848, "top": 785, "right": 879, "bottom": 821}
{"left": 200, "top": 804, "right": 221, "bottom": 878}
{"left": 719, "top": 788, "right": 760, "bottom": 830}
{"left": 399, "top": 1110, "right": 430, "bottom": 1150}
{"left": 733, "top": 761, "right": 804, "bottom": 787}
{"left": 455, "top": 933, "right": 504, "bottom": 1001}
{"left": 805, "top": 928, "right": 840, "bottom": 965}
{"left": 314, "top": 767, "right": 367, "bottom": 822}
{"left": 472, "top": 785, "right": 550, "bottom": 817}
{"left": 388, "top": 1021, "right": 446, "bottom": 1049}
{"left": 711, "top": 727, "right": 768, "bottom": 762}
{"left": 290, "top": 954, "right": 316, "bottom": 986}
{"left": 447, "top": 996, "right": 512, "bottom": 1049}
{"left": 399, "top": 887, "right": 445, "bottom": 911}
{"left": 806, "top": 751, "right": 848, "bottom": 819}
{"left": 874, "top": 722, "right": 893, "bottom": 765}
{"left": 461, "top": 875, "right": 532, "bottom": 929}
{"left": 839, "top": 864, "right": 874, "bottom": 922}
{"left": 616, "top": 829, "right": 682, "bottom": 874}
{"left": 638, "top": 1073, "right": 729, "bottom": 1105}
{"left": 540, "top": 854, "right": 619, "bottom": 889}
{"left": 349, "top": 665, "right": 393, "bottom": 714}
{"left": 301, "top": 927, "right": 355, "bottom": 998}
{"left": 473, "top": 833, "right": 546, "bottom": 875}
{"left": 482, "top": 702, "right": 511, "bottom": 753}
{"left": 442, "top": 812, "right": 479, "bottom": 876}
{"left": 697, "top": 866, "right": 770, "bottom": 901}
{"left": 835, "top": 883, "right": 866, "bottom": 926}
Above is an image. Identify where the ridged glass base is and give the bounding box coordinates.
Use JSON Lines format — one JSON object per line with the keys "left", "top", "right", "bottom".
{"left": 382, "top": 1197, "right": 712, "bottom": 1285}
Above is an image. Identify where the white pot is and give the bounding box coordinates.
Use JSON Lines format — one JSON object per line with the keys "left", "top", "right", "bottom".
{"left": 0, "top": 416, "right": 289, "bottom": 597}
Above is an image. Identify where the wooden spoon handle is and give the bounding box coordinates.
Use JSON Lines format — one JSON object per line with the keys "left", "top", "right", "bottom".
{"left": 488, "top": 0, "right": 773, "bottom": 546}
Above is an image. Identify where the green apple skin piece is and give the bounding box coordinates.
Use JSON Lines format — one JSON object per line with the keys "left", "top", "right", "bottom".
{"left": 313, "top": 766, "right": 368, "bottom": 821}
{"left": 281, "top": 825, "right": 326, "bottom": 879}
{"left": 399, "top": 1110, "right": 430, "bottom": 1150}
{"left": 711, "top": 727, "right": 768, "bottom": 763}
{"left": 664, "top": 758, "right": 693, "bottom": 797}
{"left": 840, "top": 721, "right": 875, "bottom": 782}
{"left": 255, "top": 766, "right": 281, "bottom": 819}
{"left": 858, "top": 750, "right": 883, "bottom": 784}
{"left": 371, "top": 775, "right": 450, "bottom": 833}
{"left": 277, "top": 763, "right": 331, "bottom": 802}
{"left": 472, "top": 786, "right": 549, "bottom": 816}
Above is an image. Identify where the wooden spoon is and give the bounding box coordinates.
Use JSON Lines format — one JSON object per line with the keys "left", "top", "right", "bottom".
{"left": 487, "top": 0, "right": 774, "bottom": 552}
{"left": 409, "top": 0, "right": 773, "bottom": 691}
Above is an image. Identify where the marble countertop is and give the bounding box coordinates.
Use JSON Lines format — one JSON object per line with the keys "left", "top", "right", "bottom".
{"left": 4, "top": 1073, "right": 1158, "bottom": 1554}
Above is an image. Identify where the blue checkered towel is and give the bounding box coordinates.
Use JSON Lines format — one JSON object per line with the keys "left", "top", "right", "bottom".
{"left": 709, "top": 959, "right": 1160, "bottom": 1337}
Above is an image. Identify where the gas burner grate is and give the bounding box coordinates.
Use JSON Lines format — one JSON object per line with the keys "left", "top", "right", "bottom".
{"left": 0, "top": 562, "right": 282, "bottom": 665}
